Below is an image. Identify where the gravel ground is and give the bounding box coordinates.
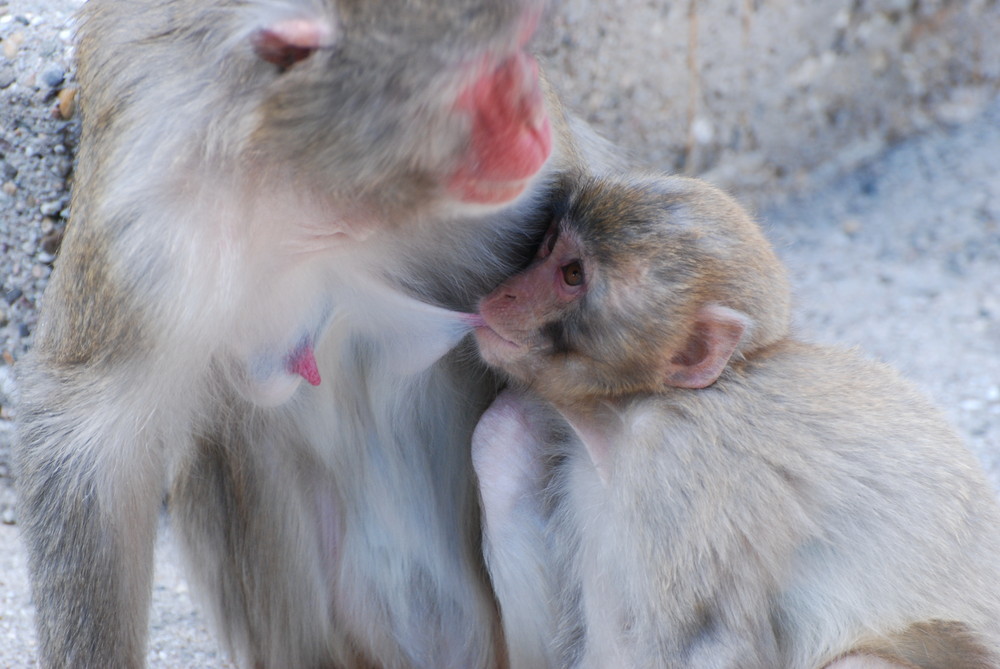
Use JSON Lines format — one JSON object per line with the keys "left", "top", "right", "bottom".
{"left": 1, "top": 0, "right": 998, "bottom": 666}
{"left": 0, "top": 0, "right": 79, "bottom": 526}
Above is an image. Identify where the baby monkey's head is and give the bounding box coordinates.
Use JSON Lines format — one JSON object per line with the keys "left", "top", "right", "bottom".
{"left": 474, "top": 174, "right": 791, "bottom": 404}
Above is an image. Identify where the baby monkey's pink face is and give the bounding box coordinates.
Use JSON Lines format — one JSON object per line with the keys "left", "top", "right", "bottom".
{"left": 473, "top": 220, "right": 594, "bottom": 384}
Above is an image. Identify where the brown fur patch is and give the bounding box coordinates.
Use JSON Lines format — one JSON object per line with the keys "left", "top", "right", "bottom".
{"left": 849, "top": 620, "right": 998, "bottom": 669}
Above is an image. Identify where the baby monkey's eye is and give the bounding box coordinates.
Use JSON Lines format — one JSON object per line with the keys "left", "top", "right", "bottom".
{"left": 561, "top": 261, "right": 584, "bottom": 286}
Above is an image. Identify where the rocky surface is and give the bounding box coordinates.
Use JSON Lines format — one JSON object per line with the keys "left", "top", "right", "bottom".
{"left": 0, "top": 0, "right": 79, "bottom": 532}
{"left": 545, "top": 0, "right": 1000, "bottom": 209}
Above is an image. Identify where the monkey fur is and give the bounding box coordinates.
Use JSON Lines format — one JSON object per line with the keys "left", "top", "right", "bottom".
{"left": 471, "top": 174, "right": 1000, "bottom": 669}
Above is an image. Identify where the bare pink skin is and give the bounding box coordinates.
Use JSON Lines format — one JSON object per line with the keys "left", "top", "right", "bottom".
{"left": 287, "top": 342, "right": 322, "bottom": 386}
{"left": 474, "top": 225, "right": 584, "bottom": 363}
{"left": 251, "top": 17, "right": 338, "bottom": 69}
{"left": 449, "top": 50, "right": 553, "bottom": 204}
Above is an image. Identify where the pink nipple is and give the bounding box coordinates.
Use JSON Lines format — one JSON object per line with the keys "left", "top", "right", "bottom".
{"left": 287, "top": 344, "right": 321, "bottom": 386}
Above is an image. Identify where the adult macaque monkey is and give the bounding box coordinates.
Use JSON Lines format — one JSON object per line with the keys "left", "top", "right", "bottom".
{"left": 471, "top": 174, "right": 1000, "bottom": 668}
{"left": 15, "top": 0, "right": 619, "bottom": 667}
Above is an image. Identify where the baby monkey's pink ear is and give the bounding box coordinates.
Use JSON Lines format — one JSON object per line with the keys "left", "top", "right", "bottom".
{"left": 252, "top": 17, "right": 338, "bottom": 69}
{"left": 663, "top": 305, "right": 748, "bottom": 389}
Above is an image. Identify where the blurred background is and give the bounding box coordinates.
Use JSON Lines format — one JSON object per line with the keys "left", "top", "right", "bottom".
{"left": 545, "top": 0, "right": 1000, "bottom": 209}
{"left": 1, "top": 0, "right": 998, "bottom": 665}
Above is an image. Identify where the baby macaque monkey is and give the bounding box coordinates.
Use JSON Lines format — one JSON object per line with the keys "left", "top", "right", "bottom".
{"left": 471, "top": 174, "right": 1000, "bottom": 668}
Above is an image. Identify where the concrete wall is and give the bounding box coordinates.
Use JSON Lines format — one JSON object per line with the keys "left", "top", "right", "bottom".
{"left": 542, "top": 0, "right": 1000, "bottom": 207}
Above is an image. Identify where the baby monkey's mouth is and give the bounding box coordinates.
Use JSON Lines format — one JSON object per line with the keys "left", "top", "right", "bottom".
{"left": 476, "top": 324, "right": 520, "bottom": 348}
{"left": 466, "top": 313, "right": 523, "bottom": 356}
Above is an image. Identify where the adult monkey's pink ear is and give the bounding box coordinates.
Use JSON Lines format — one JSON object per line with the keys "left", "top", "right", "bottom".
{"left": 662, "top": 305, "right": 749, "bottom": 389}
{"left": 252, "top": 17, "right": 338, "bottom": 69}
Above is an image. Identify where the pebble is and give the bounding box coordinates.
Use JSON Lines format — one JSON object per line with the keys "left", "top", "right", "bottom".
{"left": 39, "top": 230, "right": 62, "bottom": 256}
{"left": 0, "top": 68, "right": 15, "bottom": 90}
{"left": 56, "top": 87, "right": 76, "bottom": 119}
{"left": 2, "top": 33, "right": 22, "bottom": 59}
{"left": 691, "top": 117, "right": 714, "bottom": 145}
{"left": 4, "top": 288, "right": 22, "bottom": 305}
{"left": 40, "top": 65, "right": 64, "bottom": 89}
{"left": 841, "top": 218, "right": 862, "bottom": 236}
{"left": 934, "top": 86, "right": 991, "bottom": 126}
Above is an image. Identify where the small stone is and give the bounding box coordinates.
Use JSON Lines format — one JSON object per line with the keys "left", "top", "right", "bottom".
{"left": 1, "top": 507, "right": 15, "bottom": 525}
{"left": 869, "top": 50, "right": 889, "bottom": 75}
{"left": 56, "top": 87, "right": 76, "bottom": 119}
{"left": 842, "top": 218, "right": 861, "bottom": 236}
{"left": 40, "top": 217, "right": 54, "bottom": 234}
{"left": 0, "top": 67, "right": 14, "bottom": 90}
{"left": 17, "top": 323, "right": 29, "bottom": 338}
{"left": 31, "top": 264, "right": 49, "bottom": 279}
{"left": 691, "top": 117, "right": 714, "bottom": 145}
{"left": 40, "top": 65, "right": 65, "bottom": 89}
{"left": 934, "top": 87, "right": 990, "bottom": 126}
{"left": 2, "top": 34, "right": 22, "bottom": 60}
{"left": 4, "top": 287, "right": 21, "bottom": 304}
{"left": 2, "top": 182, "right": 16, "bottom": 196}
{"left": 39, "top": 200, "right": 61, "bottom": 216}
{"left": 40, "top": 230, "right": 62, "bottom": 256}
